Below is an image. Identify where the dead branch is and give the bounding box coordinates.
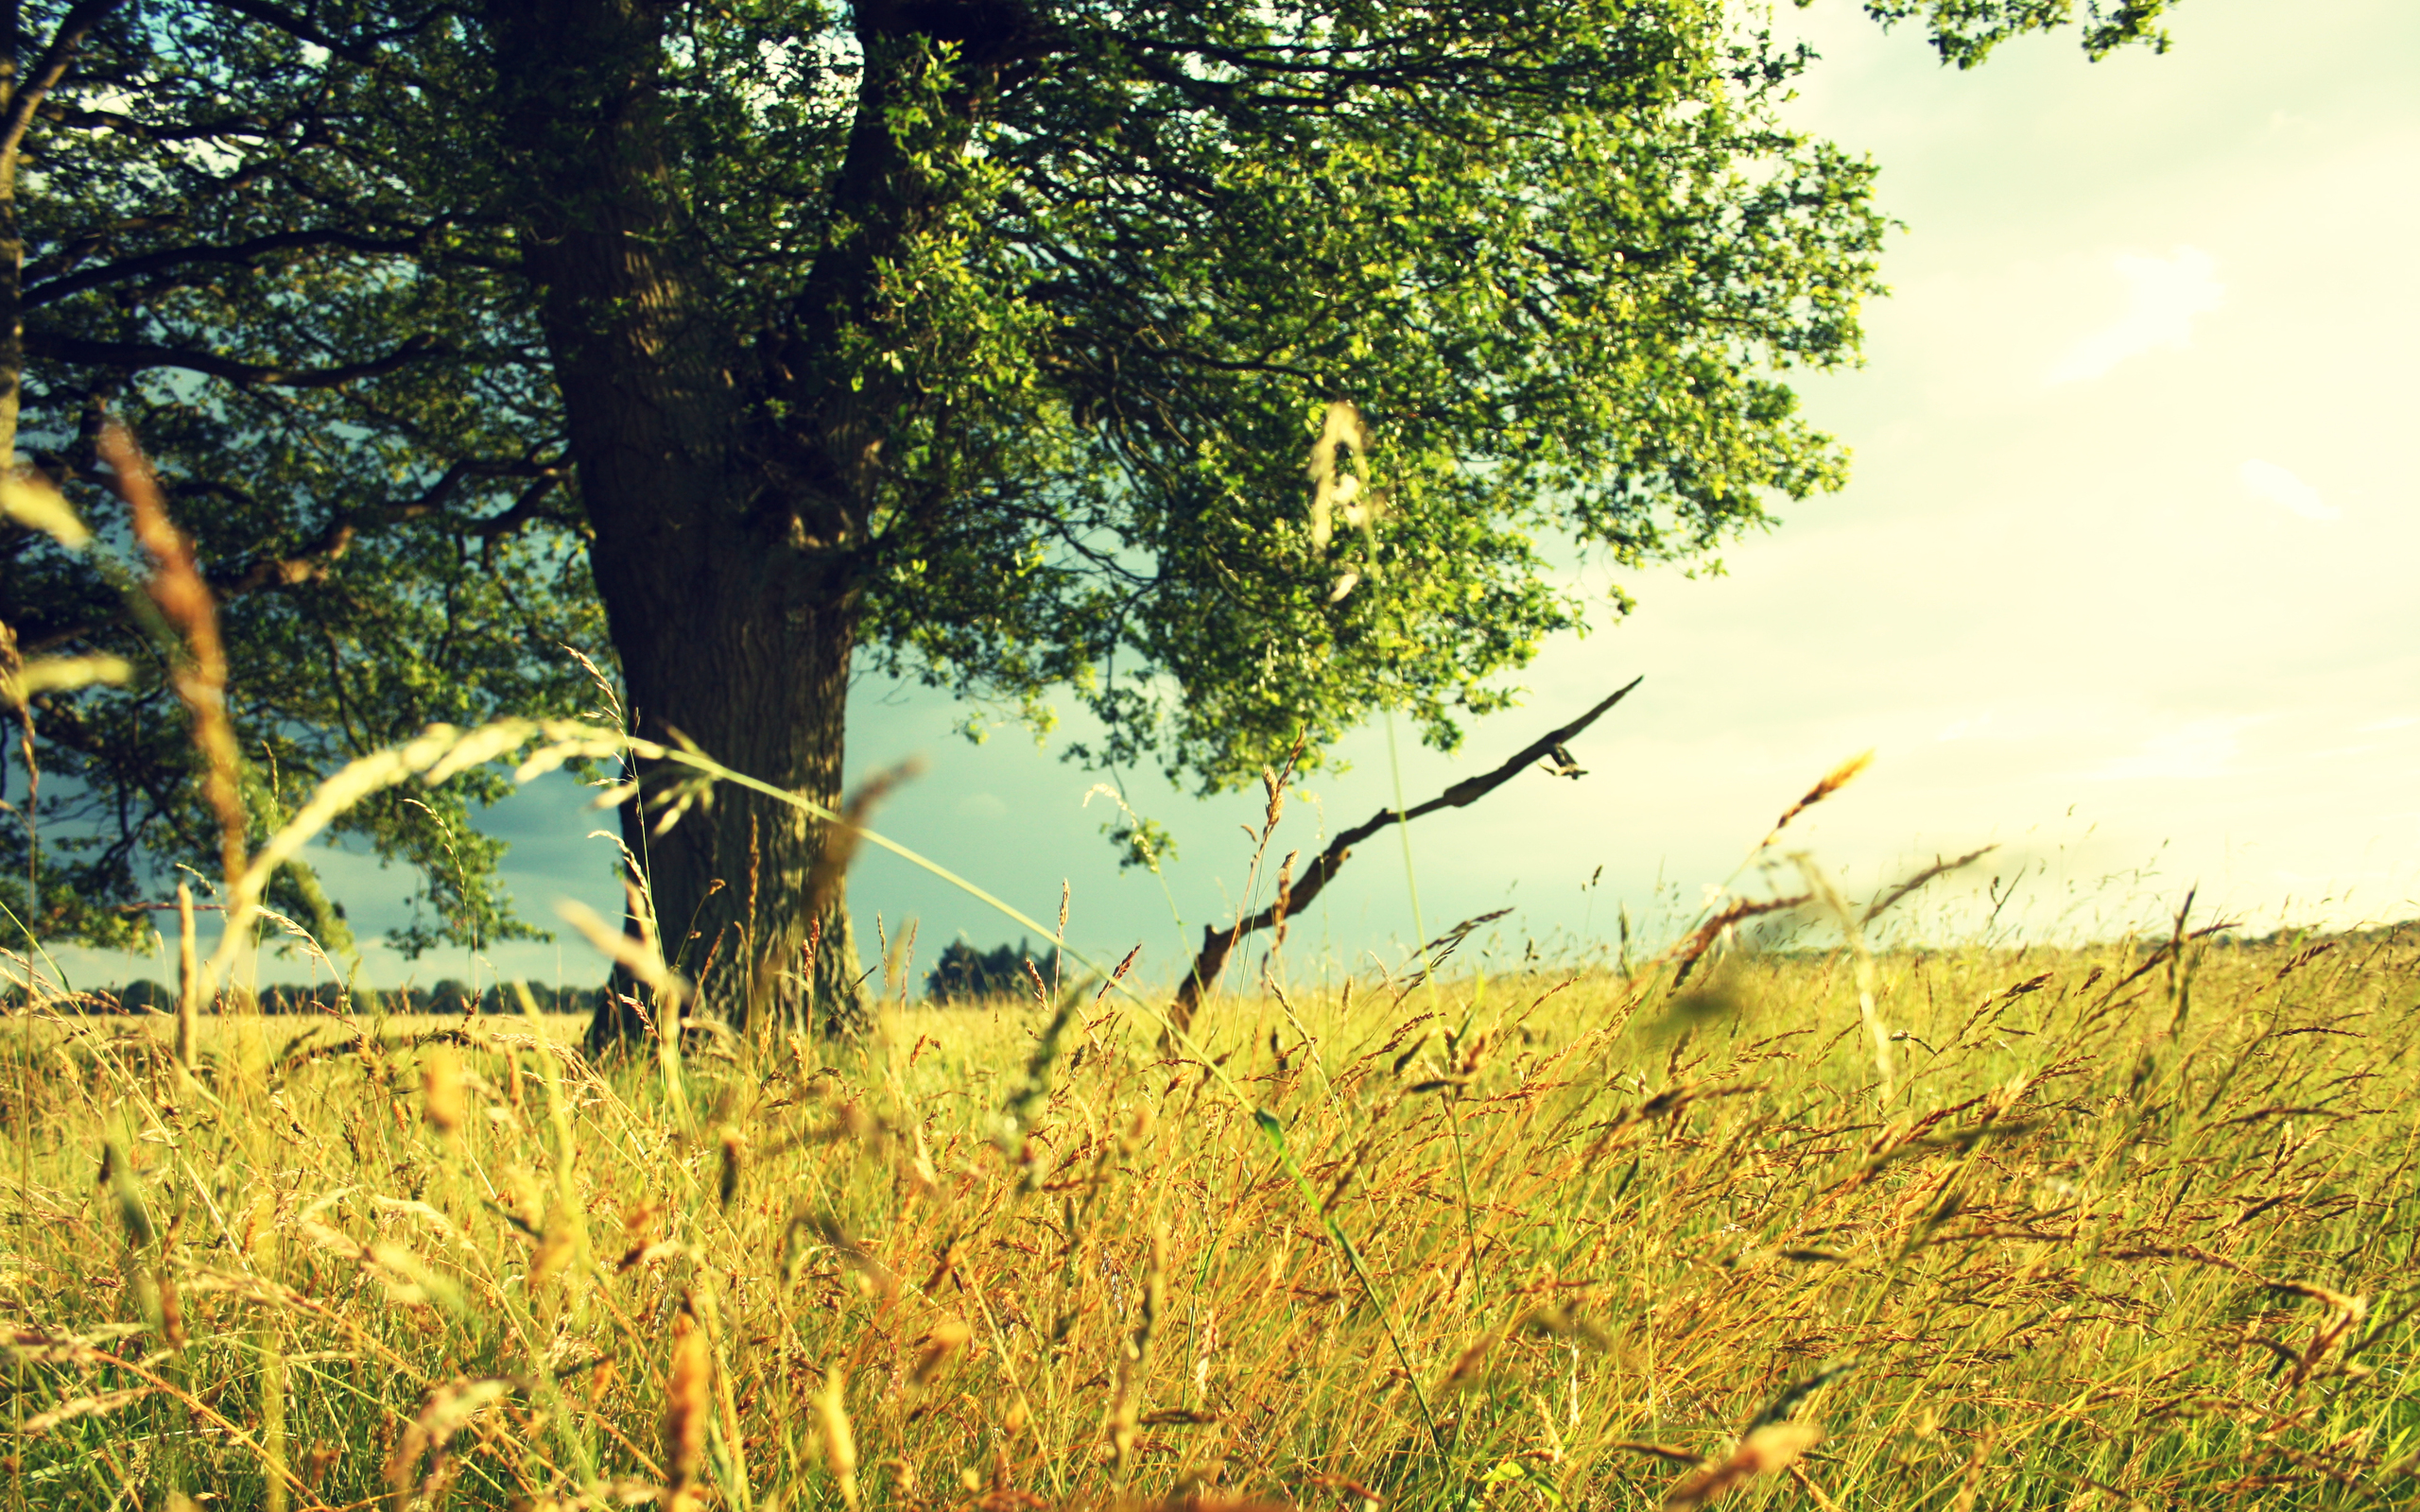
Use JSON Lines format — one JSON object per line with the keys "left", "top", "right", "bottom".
{"left": 1168, "top": 676, "right": 1643, "bottom": 1033}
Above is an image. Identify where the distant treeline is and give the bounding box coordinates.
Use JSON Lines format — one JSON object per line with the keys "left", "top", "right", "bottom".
{"left": 52, "top": 936, "right": 1125, "bottom": 1015}
{"left": 46, "top": 981, "right": 602, "bottom": 1016}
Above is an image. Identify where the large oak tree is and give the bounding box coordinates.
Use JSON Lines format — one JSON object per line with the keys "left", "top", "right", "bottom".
{"left": 0, "top": 0, "right": 2176, "bottom": 1037}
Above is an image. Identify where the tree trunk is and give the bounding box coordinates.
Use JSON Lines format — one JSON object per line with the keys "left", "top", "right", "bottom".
{"left": 0, "top": 2, "right": 126, "bottom": 463}
{"left": 603, "top": 586, "right": 869, "bottom": 1040}
{"left": 488, "top": 0, "right": 870, "bottom": 1044}
{"left": 488, "top": 0, "right": 1037, "bottom": 1045}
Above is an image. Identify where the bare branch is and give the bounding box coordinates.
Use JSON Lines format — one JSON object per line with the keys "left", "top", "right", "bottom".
{"left": 1168, "top": 675, "right": 1644, "bottom": 1026}
{"left": 26, "top": 229, "right": 425, "bottom": 310}
{"left": 35, "top": 101, "right": 271, "bottom": 146}
{"left": 26, "top": 330, "right": 444, "bottom": 387}
{"left": 204, "top": 0, "right": 380, "bottom": 66}
{"left": 0, "top": 0, "right": 124, "bottom": 165}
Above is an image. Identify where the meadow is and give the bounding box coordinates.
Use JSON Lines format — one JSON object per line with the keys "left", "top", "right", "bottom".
{"left": 3, "top": 921, "right": 2415, "bottom": 1511}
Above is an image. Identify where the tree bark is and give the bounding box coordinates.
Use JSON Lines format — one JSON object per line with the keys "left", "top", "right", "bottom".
{"left": 489, "top": 0, "right": 870, "bottom": 1043}
{"left": 604, "top": 587, "right": 868, "bottom": 1041}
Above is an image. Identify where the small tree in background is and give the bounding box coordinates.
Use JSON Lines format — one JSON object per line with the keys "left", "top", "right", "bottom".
{"left": 116, "top": 979, "right": 174, "bottom": 1016}
{"left": 925, "top": 941, "right": 1061, "bottom": 1005}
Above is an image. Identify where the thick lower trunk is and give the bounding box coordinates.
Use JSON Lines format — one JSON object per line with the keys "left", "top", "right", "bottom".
{"left": 489, "top": 0, "right": 872, "bottom": 1047}
{"left": 595, "top": 584, "right": 869, "bottom": 1043}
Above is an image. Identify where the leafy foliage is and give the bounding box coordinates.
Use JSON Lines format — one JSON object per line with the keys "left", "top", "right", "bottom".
{"left": 0, "top": 0, "right": 2181, "bottom": 954}
{"left": 1858, "top": 0, "right": 2179, "bottom": 67}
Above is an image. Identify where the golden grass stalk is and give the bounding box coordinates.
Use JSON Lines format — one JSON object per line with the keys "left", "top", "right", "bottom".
{"left": 1861, "top": 844, "right": 1997, "bottom": 926}
{"left": 1763, "top": 749, "right": 1874, "bottom": 847}
{"left": 0, "top": 651, "right": 129, "bottom": 706}
{"left": 1439, "top": 1332, "right": 1495, "bottom": 1393}
{"left": 20, "top": 1386, "right": 153, "bottom": 1437}
{"left": 1667, "top": 893, "right": 1810, "bottom": 988}
{"left": 560, "top": 883, "right": 693, "bottom": 1110}
{"left": 197, "top": 715, "right": 648, "bottom": 1009}
{"left": 0, "top": 466, "right": 92, "bottom": 548}
{"left": 910, "top": 1317, "right": 972, "bottom": 1387}
{"left": 1109, "top": 1220, "right": 1168, "bottom": 1470}
{"left": 385, "top": 1378, "right": 511, "bottom": 1512}
{"left": 807, "top": 759, "right": 925, "bottom": 919}
{"left": 816, "top": 1363, "right": 859, "bottom": 1512}
{"left": 174, "top": 881, "right": 199, "bottom": 1071}
{"left": 421, "top": 1044, "right": 466, "bottom": 1137}
{"left": 109, "top": 425, "right": 246, "bottom": 897}
{"left": 1661, "top": 1423, "right": 1820, "bottom": 1509}
{"left": 557, "top": 892, "right": 686, "bottom": 1011}
{"left": 665, "top": 1299, "right": 713, "bottom": 1512}
{"left": 259, "top": 1304, "right": 287, "bottom": 1512}
{"left": 1795, "top": 854, "right": 1894, "bottom": 1102}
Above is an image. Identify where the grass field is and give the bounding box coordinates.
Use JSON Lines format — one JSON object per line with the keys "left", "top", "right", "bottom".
{"left": 0, "top": 1011, "right": 589, "bottom": 1055}
{"left": 4, "top": 930, "right": 2417, "bottom": 1510}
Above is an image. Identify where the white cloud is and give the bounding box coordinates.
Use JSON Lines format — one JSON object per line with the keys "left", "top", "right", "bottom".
{"left": 2087, "top": 718, "right": 2254, "bottom": 782}
{"left": 2238, "top": 458, "right": 2339, "bottom": 521}
{"left": 954, "top": 792, "right": 1009, "bottom": 820}
{"left": 2046, "top": 246, "right": 2224, "bottom": 385}
{"left": 2358, "top": 716, "right": 2420, "bottom": 733}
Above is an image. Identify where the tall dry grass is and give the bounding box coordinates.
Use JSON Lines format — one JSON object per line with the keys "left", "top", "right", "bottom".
{"left": 4, "top": 425, "right": 2414, "bottom": 1508}
{"left": 1, "top": 922, "right": 2414, "bottom": 1509}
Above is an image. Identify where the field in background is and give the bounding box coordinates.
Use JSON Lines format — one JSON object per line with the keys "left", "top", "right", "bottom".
{"left": 0, "top": 1011, "right": 590, "bottom": 1056}
{"left": 3, "top": 930, "right": 2416, "bottom": 1510}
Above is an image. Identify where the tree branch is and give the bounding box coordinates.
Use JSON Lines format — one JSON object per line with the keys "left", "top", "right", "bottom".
{"left": 26, "top": 228, "right": 426, "bottom": 309}
{"left": 0, "top": 0, "right": 123, "bottom": 164}
{"left": 1168, "top": 675, "right": 1644, "bottom": 1027}
{"left": 35, "top": 100, "right": 270, "bottom": 146}
{"left": 26, "top": 329, "right": 442, "bottom": 387}
{"left": 205, "top": 457, "right": 568, "bottom": 594}
{"left": 7, "top": 454, "right": 567, "bottom": 649}
{"left": 203, "top": 0, "right": 381, "bottom": 67}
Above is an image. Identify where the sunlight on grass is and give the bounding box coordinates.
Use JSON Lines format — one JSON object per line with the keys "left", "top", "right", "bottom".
{"left": 2, "top": 932, "right": 2413, "bottom": 1508}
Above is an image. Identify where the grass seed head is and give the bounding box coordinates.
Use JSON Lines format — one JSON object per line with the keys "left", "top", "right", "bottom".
{"left": 817, "top": 1363, "right": 860, "bottom": 1511}
{"left": 1765, "top": 750, "right": 1875, "bottom": 845}
{"left": 422, "top": 1046, "right": 466, "bottom": 1136}
{"left": 665, "top": 1299, "right": 712, "bottom": 1511}
{"left": 1662, "top": 1422, "right": 1820, "bottom": 1509}
{"left": 1441, "top": 1332, "right": 1495, "bottom": 1392}
{"left": 910, "top": 1317, "right": 972, "bottom": 1386}
{"left": 719, "top": 1125, "right": 745, "bottom": 1208}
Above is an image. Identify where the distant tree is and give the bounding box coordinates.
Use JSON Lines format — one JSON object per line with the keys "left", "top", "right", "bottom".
{"left": 0, "top": 0, "right": 2182, "bottom": 1044}
{"left": 426, "top": 979, "right": 474, "bottom": 1015}
{"left": 926, "top": 940, "right": 1058, "bottom": 1005}
{"left": 116, "top": 979, "right": 173, "bottom": 1015}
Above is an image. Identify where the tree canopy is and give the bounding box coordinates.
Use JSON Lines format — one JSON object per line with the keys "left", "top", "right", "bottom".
{"left": 0, "top": 0, "right": 2179, "bottom": 1022}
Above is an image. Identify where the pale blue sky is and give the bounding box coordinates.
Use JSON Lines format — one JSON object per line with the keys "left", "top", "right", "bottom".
{"left": 67, "top": 0, "right": 2420, "bottom": 996}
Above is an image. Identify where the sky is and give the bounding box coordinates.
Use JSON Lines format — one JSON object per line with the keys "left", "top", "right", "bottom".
{"left": 64, "top": 0, "right": 2420, "bottom": 997}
